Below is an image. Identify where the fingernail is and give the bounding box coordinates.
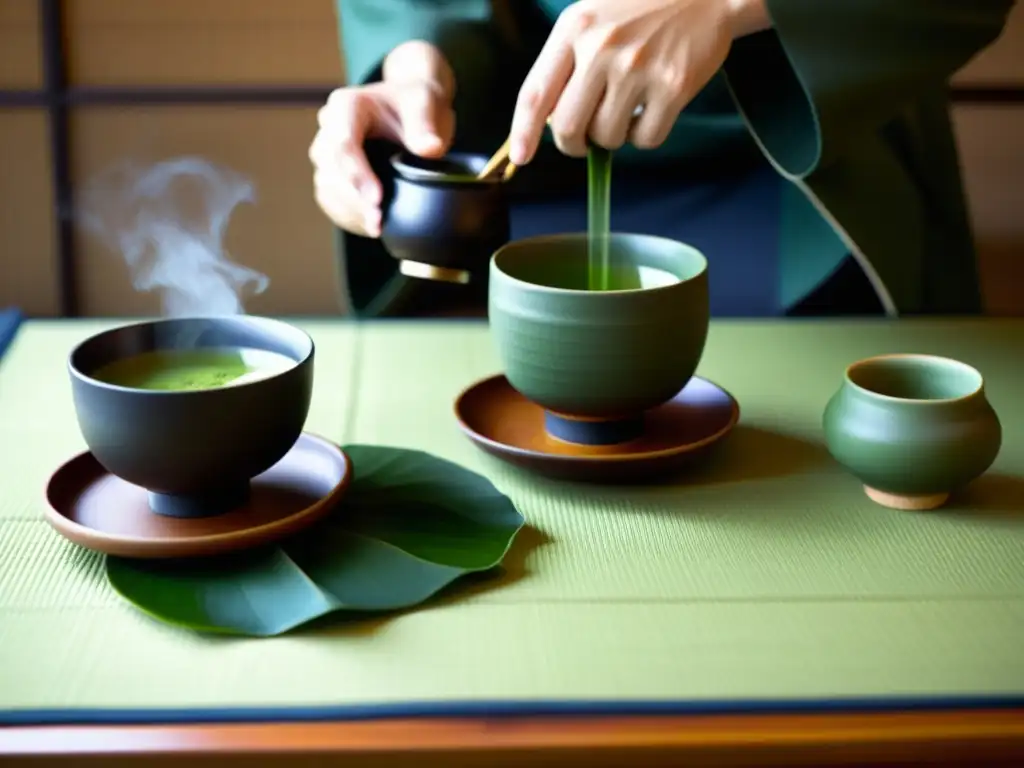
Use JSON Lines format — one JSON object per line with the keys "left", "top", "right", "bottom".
{"left": 509, "top": 140, "right": 529, "bottom": 166}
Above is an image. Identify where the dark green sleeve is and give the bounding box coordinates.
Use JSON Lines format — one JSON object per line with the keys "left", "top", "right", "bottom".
{"left": 336, "top": 0, "right": 531, "bottom": 152}
{"left": 338, "top": 0, "right": 489, "bottom": 84}
{"left": 722, "top": 0, "right": 1014, "bottom": 178}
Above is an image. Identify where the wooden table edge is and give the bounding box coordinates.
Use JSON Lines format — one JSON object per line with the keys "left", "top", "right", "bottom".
{"left": 3, "top": 709, "right": 1024, "bottom": 763}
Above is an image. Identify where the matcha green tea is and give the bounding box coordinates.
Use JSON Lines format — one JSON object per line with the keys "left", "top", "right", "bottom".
{"left": 91, "top": 347, "right": 295, "bottom": 391}
{"left": 586, "top": 145, "right": 613, "bottom": 291}
{"left": 509, "top": 252, "right": 679, "bottom": 292}
{"left": 600, "top": 263, "right": 679, "bottom": 290}
{"left": 571, "top": 262, "right": 678, "bottom": 291}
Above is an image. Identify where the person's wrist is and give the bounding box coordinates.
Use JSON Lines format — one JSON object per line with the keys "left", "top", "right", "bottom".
{"left": 383, "top": 40, "right": 455, "bottom": 100}
{"left": 724, "top": 0, "right": 772, "bottom": 39}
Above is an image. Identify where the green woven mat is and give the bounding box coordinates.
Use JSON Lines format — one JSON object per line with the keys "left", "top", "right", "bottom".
{"left": 1, "top": 318, "right": 1023, "bottom": 715}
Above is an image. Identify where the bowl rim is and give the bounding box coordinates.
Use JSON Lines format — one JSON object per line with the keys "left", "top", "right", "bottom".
{"left": 67, "top": 315, "right": 314, "bottom": 396}
{"left": 490, "top": 232, "right": 708, "bottom": 297}
{"left": 389, "top": 151, "right": 504, "bottom": 186}
{"left": 843, "top": 353, "right": 985, "bottom": 405}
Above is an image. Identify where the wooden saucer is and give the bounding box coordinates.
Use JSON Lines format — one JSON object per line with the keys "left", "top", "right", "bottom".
{"left": 44, "top": 433, "right": 351, "bottom": 559}
{"left": 455, "top": 374, "right": 739, "bottom": 482}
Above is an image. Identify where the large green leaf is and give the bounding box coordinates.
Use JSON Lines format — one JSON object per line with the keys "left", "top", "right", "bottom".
{"left": 106, "top": 445, "right": 525, "bottom": 637}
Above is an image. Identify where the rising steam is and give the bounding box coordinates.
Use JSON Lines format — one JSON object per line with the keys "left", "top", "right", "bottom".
{"left": 77, "top": 157, "right": 269, "bottom": 316}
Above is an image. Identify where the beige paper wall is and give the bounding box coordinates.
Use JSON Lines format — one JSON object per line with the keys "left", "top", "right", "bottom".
{"left": 0, "top": 110, "right": 58, "bottom": 316}
{"left": 0, "top": 0, "right": 41, "bottom": 88}
{"left": 65, "top": 0, "right": 342, "bottom": 86}
{"left": 70, "top": 106, "right": 342, "bottom": 317}
{"left": 1, "top": 0, "right": 1021, "bottom": 317}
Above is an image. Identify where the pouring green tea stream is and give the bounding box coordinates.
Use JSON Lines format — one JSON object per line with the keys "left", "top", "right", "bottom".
{"left": 583, "top": 145, "right": 676, "bottom": 291}
{"left": 587, "top": 145, "right": 613, "bottom": 291}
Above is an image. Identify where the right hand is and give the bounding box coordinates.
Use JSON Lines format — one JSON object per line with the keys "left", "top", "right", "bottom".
{"left": 310, "top": 41, "right": 456, "bottom": 238}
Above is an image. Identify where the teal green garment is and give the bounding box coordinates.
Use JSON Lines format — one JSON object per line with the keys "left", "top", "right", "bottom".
{"left": 334, "top": 0, "right": 1013, "bottom": 316}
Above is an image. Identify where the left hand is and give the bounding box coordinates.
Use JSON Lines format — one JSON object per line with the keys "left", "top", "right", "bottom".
{"left": 508, "top": 0, "right": 767, "bottom": 164}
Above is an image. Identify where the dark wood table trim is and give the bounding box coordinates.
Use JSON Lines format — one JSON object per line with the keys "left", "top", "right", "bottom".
{"left": 3, "top": 710, "right": 1024, "bottom": 766}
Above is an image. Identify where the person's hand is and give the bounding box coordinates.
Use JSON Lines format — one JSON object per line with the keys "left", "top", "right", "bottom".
{"left": 310, "top": 41, "right": 456, "bottom": 238}
{"left": 508, "top": 0, "right": 769, "bottom": 164}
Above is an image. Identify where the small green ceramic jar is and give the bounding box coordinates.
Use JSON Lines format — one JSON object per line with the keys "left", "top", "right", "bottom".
{"left": 822, "top": 354, "right": 1002, "bottom": 510}
{"left": 489, "top": 232, "right": 709, "bottom": 446}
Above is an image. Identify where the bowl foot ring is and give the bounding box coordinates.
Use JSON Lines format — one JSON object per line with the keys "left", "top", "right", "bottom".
{"left": 864, "top": 486, "right": 950, "bottom": 512}
{"left": 398, "top": 260, "right": 471, "bottom": 284}
{"left": 543, "top": 411, "right": 644, "bottom": 447}
{"left": 148, "top": 482, "right": 251, "bottom": 519}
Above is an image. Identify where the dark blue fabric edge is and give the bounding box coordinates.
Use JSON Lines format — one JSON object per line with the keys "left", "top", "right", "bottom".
{"left": 3, "top": 695, "right": 1023, "bottom": 727}
{"left": 0, "top": 308, "right": 22, "bottom": 360}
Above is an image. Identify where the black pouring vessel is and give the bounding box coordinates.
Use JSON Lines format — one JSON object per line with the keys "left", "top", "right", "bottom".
{"left": 68, "top": 316, "right": 314, "bottom": 519}
{"left": 381, "top": 151, "right": 511, "bottom": 285}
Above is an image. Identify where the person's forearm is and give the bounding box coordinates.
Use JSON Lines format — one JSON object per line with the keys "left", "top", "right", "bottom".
{"left": 383, "top": 40, "right": 456, "bottom": 98}
{"left": 727, "top": 0, "right": 772, "bottom": 38}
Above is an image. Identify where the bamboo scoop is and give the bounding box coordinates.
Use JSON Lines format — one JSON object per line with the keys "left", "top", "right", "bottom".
{"left": 478, "top": 111, "right": 590, "bottom": 182}
{"left": 478, "top": 108, "right": 644, "bottom": 182}
{"left": 476, "top": 136, "right": 517, "bottom": 181}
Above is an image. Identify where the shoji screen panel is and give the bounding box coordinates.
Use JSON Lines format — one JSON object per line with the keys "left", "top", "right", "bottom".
{"left": 0, "top": 1, "right": 57, "bottom": 315}
{"left": 65, "top": 0, "right": 343, "bottom": 86}
{"left": 71, "top": 106, "right": 341, "bottom": 317}
{"left": 0, "top": 0, "right": 42, "bottom": 88}
{"left": 0, "top": 110, "right": 59, "bottom": 315}
{"left": 63, "top": 0, "right": 345, "bottom": 316}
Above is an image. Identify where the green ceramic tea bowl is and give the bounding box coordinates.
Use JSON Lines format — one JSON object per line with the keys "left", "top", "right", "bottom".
{"left": 489, "top": 232, "right": 709, "bottom": 446}
{"left": 822, "top": 353, "right": 1002, "bottom": 511}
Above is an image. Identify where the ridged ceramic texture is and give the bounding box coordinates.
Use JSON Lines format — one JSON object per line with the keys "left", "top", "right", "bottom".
{"left": 823, "top": 355, "right": 1002, "bottom": 496}
{"left": 489, "top": 233, "right": 709, "bottom": 419}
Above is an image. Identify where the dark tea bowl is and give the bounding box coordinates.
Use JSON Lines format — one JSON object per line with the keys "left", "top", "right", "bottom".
{"left": 489, "top": 232, "right": 709, "bottom": 446}
{"left": 381, "top": 151, "right": 510, "bottom": 285}
{"left": 68, "top": 316, "right": 314, "bottom": 519}
{"left": 823, "top": 353, "right": 1002, "bottom": 511}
